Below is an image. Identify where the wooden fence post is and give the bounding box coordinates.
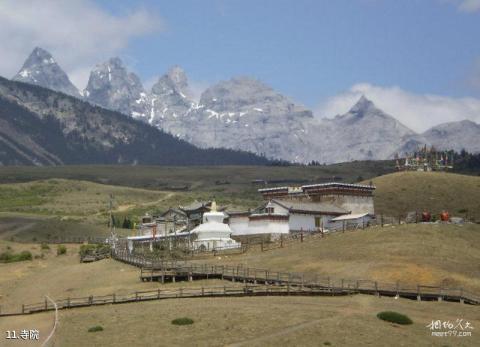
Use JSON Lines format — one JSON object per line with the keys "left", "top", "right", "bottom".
{"left": 22, "top": 304, "right": 25, "bottom": 314}
{"left": 112, "top": 294, "right": 116, "bottom": 304}
{"left": 44, "top": 298, "right": 48, "bottom": 310}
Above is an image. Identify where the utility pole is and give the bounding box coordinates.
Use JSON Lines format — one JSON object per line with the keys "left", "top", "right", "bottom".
{"left": 109, "top": 194, "right": 117, "bottom": 250}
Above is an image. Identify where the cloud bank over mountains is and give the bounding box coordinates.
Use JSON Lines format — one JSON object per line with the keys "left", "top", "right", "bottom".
{"left": 0, "top": 0, "right": 163, "bottom": 89}
{"left": 316, "top": 83, "right": 480, "bottom": 133}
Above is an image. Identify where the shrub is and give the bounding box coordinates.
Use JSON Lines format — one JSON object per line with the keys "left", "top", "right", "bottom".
{"left": 17, "top": 251, "right": 33, "bottom": 261}
{"left": 0, "top": 251, "right": 32, "bottom": 263}
{"left": 57, "top": 245, "right": 67, "bottom": 256}
{"left": 171, "top": 317, "right": 194, "bottom": 326}
{"left": 377, "top": 311, "right": 413, "bottom": 325}
{"left": 41, "top": 243, "right": 50, "bottom": 251}
{"left": 88, "top": 325, "right": 104, "bottom": 332}
{"left": 79, "top": 244, "right": 110, "bottom": 257}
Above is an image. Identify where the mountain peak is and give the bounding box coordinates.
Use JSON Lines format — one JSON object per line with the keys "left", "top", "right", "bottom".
{"left": 151, "top": 66, "right": 191, "bottom": 99}
{"left": 349, "top": 95, "right": 375, "bottom": 113}
{"left": 167, "top": 66, "right": 188, "bottom": 86}
{"left": 30, "top": 47, "right": 55, "bottom": 62}
{"left": 84, "top": 57, "right": 145, "bottom": 116}
{"left": 12, "top": 47, "right": 80, "bottom": 97}
{"left": 106, "top": 57, "right": 124, "bottom": 69}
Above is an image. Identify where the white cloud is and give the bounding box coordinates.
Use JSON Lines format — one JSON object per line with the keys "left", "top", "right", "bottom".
{"left": 457, "top": 0, "right": 480, "bottom": 12}
{"left": 0, "top": 0, "right": 163, "bottom": 89}
{"left": 315, "top": 83, "right": 480, "bottom": 133}
{"left": 443, "top": 0, "right": 480, "bottom": 12}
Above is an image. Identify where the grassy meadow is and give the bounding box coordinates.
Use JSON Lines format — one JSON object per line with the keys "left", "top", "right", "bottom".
{"left": 368, "top": 171, "right": 480, "bottom": 220}
{"left": 0, "top": 295, "right": 478, "bottom": 347}
{"left": 200, "top": 223, "right": 480, "bottom": 293}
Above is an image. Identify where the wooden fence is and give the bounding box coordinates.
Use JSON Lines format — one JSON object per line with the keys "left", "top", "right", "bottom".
{"left": 113, "top": 250, "right": 480, "bottom": 306}
{"left": 0, "top": 284, "right": 349, "bottom": 317}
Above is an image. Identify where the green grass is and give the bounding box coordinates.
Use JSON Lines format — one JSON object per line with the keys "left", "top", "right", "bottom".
{"left": 376, "top": 311, "right": 413, "bottom": 325}
{"left": 87, "top": 325, "right": 104, "bottom": 332}
{"left": 171, "top": 317, "right": 194, "bottom": 326}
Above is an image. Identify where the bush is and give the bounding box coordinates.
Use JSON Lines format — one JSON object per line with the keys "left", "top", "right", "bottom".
{"left": 88, "top": 325, "right": 104, "bottom": 332}
{"left": 377, "top": 311, "right": 413, "bottom": 325}
{"left": 57, "top": 245, "right": 67, "bottom": 256}
{"left": 0, "top": 251, "right": 33, "bottom": 263}
{"left": 79, "top": 244, "right": 110, "bottom": 257}
{"left": 41, "top": 243, "right": 50, "bottom": 251}
{"left": 171, "top": 317, "right": 194, "bottom": 326}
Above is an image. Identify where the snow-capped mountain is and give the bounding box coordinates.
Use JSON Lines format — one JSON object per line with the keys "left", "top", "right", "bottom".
{"left": 13, "top": 47, "right": 80, "bottom": 97}
{"left": 84, "top": 57, "right": 146, "bottom": 116}
{"left": 146, "top": 66, "right": 199, "bottom": 136}
{"left": 186, "top": 77, "right": 315, "bottom": 162}
{"left": 9, "top": 47, "right": 480, "bottom": 164}
{"left": 422, "top": 120, "right": 480, "bottom": 153}
{"left": 312, "top": 96, "right": 419, "bottom": 163}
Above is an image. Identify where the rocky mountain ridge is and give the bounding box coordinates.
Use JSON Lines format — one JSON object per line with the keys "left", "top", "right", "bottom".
{"left": 10, "top": 47, "right": 480, "bottom": 163}
{"left": 0, "top": 76, "right": 271, "bottom": 166}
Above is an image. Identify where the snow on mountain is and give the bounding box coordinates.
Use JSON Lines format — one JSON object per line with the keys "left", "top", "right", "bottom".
{"left": 13, "top": 47, "right": 80, "bottom": 97}
{"left": 10, "top": 48, "right": 480, "bottom": 163}
{"left": 184, "top": 77, "right": 315, "bottom": 162}
{"left": 83, "top": 57, "right": 146, "bottom": 117}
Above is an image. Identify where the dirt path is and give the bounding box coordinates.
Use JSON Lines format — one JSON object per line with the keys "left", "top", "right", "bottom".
{"left": 113, "top": 192, "right": 176, "bottom": 213}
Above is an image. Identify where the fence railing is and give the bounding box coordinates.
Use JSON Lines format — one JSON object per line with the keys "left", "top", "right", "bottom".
{"left": 112, "top": 250, "right": 480, "bottom": 306}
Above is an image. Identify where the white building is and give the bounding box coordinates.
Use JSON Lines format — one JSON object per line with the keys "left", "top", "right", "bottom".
{"left": 191, "top": 202, "right": 240, "bottom": 251}
{"left": 228, "top": 199, "right": 348, "bottom": 238}
{"left": 329, "top": 213, "right": 373, "bottom": 231}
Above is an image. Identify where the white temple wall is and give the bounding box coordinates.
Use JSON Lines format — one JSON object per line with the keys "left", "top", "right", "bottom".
{"left": 246, "top": 219, "right": 289, "bottom": 235}
{"left": 289, "top": 214, "right": 315, "bottom": 232}
{"left": 229, "top": 216, "right": 250, "bottom": 236}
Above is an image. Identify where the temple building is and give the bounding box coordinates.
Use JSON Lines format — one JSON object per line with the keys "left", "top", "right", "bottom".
{"left": 228, "top": 182, "right": 376, "bottom": 238}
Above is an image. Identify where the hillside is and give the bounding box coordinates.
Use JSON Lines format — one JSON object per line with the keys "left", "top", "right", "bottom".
{"left": 0, "top": 161, "right": 396, "bottom": 190}
{"left": 367, "top": 171, "right": 480, "bottom": 220}
{"left": 202, "top": 223, "right": 480, "bottom": 293}
{"left": 0, "top": 77, "right": 270, "bottom": 166}
{"left": 2, "top": 295, "right": 478, "bottom": 347}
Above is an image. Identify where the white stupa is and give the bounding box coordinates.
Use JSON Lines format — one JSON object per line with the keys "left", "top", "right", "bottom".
{"left": 191, "top": 201, "right": 240, "bottom": 251}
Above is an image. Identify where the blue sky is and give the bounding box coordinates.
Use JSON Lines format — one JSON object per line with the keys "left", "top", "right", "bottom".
{"left": 96, "top": 0, "right": 480, "bottom": 104}
{"left": 1, "top": 0, "right": 480, "bottom": 131}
